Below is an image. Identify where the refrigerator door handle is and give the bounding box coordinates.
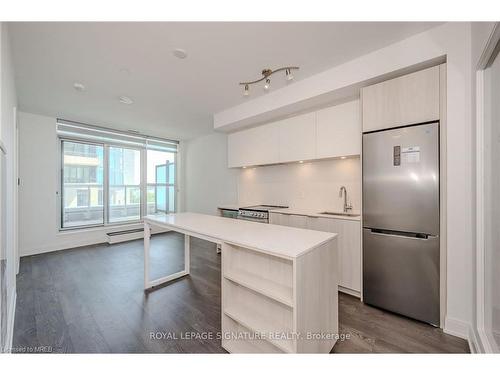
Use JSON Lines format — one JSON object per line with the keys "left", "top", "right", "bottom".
{"left": 368, "top": 228, "right": 438, "bottom": 241}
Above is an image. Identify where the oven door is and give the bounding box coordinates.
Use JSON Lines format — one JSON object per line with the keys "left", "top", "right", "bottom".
{"left": 236, "top": 215, "right": 268, "bottom": 224}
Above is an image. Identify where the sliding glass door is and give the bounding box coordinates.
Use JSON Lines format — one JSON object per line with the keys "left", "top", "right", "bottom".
{"left": 108, "top": 146, "right": 141, "bottom": 223}
{"left": 146, "top": 149, "right": 176, "bottom": 215}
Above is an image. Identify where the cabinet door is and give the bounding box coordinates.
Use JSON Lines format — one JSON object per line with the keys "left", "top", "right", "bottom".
{"left": 227, "top": 122, "right": 280, "bottom": 168}
{"left": 307, "top": 217, "right": 361, "bottom": 292}
{"left": 287, "top": 214, "right": 308, "bottom": 229}
{"left": 337, "top": 220, "right": 361, "bottom": 292}
{"left": 316, "top": 99, "right": 361, "bottom": 159}
{"left": 269, "top": 212, "right": 281, "bottom": 225}
{"left": 361, "top": 66, "right": 440, "bottom": 132}
{"left": 306, "top": 216, "right": 333, "bottom": 232}
{"left": 278, "top": 112, "right": 316, "bottom": 163}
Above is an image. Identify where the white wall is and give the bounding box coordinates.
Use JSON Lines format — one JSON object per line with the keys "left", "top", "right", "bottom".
{"left": 215, "top": 22, "right": 477, "bottom": 340}
{"left": 237, "top": 158, "right": 360, "bottom": 212}
{"left": 183, "top": 132, "right": 239, "bottom": 215}
{"left": 0, "top": 22, "right": 18, "bottom": 352}
{"left": 17, "top": 111, "right": 145, "bottom": 256}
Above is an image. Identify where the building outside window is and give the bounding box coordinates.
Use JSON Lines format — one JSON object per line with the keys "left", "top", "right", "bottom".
{"left": 76, "top": 189, "right": 90, "bottom": 207}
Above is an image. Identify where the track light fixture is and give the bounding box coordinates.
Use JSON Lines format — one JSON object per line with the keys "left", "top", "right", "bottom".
{"left": 240, "top": 66, "right": 299, "bottom": 96}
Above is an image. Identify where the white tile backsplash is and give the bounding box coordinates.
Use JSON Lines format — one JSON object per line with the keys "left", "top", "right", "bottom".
{"left": 237, "top": 157, "right": 361, "bottom": 212}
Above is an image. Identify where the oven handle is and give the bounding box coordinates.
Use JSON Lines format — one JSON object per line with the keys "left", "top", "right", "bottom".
{"left": 236, "top": 215, "right": 268, "bottom": 223}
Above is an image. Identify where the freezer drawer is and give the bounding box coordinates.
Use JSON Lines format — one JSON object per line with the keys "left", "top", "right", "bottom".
{"left": 362, "top": 122, "right": 439, "bottom": 235}
{"left": 363, "top": 228, "right": 440, "bottom": 326}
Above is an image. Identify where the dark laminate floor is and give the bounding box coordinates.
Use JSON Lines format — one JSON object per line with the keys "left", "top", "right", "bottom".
{"left": 13, "top": 232, "right": 469, "bottom": 354}
{"left": 333, "top": 293, "right": 469, "bottom": 353}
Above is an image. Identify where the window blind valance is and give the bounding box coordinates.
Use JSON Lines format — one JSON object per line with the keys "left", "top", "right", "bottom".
{"left": 56, "top": 119, "right": 178, "bottom": 152}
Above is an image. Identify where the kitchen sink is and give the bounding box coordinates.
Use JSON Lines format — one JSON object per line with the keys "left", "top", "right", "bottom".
{"left": 318, "top": 211, "right": 360, "bottom": 217}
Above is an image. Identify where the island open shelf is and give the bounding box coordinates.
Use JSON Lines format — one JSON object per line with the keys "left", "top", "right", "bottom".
{"left": 223, "top": 244, "right": 294, "bottom": 307}
{"left": 221, "top": 240, "right": 338, "bottom": 353}
{"left": 223, "top": 279, "right": 295, "bottom": 352}
{"left": 222, "top": 315, "right": 285, "bottom": 353}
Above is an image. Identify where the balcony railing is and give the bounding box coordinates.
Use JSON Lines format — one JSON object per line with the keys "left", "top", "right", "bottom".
{"left": 62, "top": 183, "right": 172, "bottom": 227}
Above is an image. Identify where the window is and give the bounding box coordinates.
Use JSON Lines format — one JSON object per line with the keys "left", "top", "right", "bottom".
{"left": 58, "top": 120, "right": 178, "bottom": 229}
{"left": 62, "top": 140, "right": 104, "bottom": 228}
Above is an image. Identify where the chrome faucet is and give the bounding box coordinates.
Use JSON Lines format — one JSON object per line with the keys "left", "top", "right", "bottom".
{"left": 339, "top": 186, "right": 352, "bottom": 213}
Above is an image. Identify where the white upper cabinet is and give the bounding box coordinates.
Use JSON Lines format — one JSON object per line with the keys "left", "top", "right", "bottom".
{"left": 227, "top": 99, "right": 361, "bottom": 168}
{"left": 227, "top": 122, "right": 280, "bottom": 168}
{"left": 277, "top": 112, "right": 316, "bottom": 163}
{"left": 361, "top": 65, "right": 440, "bottom": 132}
{"left": 316, "top": 99, "right": 361, "bottom": 159}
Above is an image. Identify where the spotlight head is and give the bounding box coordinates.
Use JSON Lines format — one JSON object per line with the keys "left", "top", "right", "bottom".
{"left": 264, "top": 78, "right": 271, "bottom": 91}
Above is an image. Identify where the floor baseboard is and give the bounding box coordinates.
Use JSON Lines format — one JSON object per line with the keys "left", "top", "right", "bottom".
{"left": 444, "top": 316, "right": 470, "bottom": 340}
{"left": 444, "top": 316, "right": 481, "bottom": 353}
{"left": 468, "top": 325, "right": 481, "bottom": 353}
{"left": 338, "top": 285, "right": 361, "bottom": 298}
{"left": 5, "top": 290, "right": 16, "bottom": 353}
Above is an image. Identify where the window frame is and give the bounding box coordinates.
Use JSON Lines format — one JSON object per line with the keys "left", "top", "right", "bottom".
{"left": 58, "top": 136, "right": 178, "bottom": 231}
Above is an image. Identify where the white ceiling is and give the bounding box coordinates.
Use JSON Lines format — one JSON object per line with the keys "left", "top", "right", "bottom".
{"left": 9, "top": 22, "right": 442, "bottom": 140}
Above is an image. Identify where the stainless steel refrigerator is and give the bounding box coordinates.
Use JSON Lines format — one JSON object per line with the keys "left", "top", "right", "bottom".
{"left": 362, "top": 122, "right": 440, "bottom": 326}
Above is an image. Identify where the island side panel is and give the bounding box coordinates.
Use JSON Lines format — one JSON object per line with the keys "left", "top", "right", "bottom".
{"left": 221, "top": 242, "right": 229, "bottom": 352}
{"left": 294, "top": 237, "right": 338, "bottom": 353}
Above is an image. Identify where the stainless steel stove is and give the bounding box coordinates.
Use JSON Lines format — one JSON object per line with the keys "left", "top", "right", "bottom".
{"left": 237, "top": 205, "right": 289, "bottom": 223}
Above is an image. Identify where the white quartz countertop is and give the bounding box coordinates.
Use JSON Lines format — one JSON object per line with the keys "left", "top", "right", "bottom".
{"left": 217, "top": 204, "right": 361, "bottom": 221}
{"left": 268, "top": 208, "right": 361, "bottom": 221}
{"left": 144, "top": 212, "right": 337, "bottom": 259}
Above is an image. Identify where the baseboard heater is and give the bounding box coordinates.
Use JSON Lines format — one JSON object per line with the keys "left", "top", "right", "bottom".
{"left": 107, "top": 228, "right": 144, "bottom": 244}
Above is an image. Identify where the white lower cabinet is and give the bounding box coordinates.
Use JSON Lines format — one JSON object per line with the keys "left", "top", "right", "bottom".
{"left": 269, "top": 212, "right": 286, "bottom": 226}
{"left": 269, "top": 212, "right": 307, "bottom": 228}
{"left": 270, "top": 213, "right": 361, "bottom": 295}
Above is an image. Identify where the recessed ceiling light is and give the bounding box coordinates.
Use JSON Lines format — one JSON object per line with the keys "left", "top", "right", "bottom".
{"left": 340, "top": 156, "right": 347, "bottom": 160}
{"left": 73, "top": 82, "right": 85, "bottom": 91}
{"left": 173, "top": 48, "right": 188, "bottom": 59}
{"left": 118, "top": 96, "right": 133, "bottom": 105}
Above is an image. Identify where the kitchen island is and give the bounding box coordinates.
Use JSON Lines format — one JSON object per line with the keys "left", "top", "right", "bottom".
{"left": 144, "top": 212, "right": 338, "bottom": 353}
